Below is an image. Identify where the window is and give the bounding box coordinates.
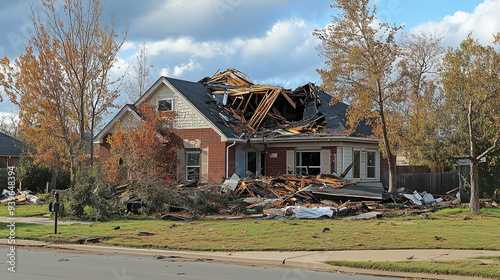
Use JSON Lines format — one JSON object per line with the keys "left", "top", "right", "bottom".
{"left": 158, "top": 99, "right": 173, "bottom": 112}
{"left": 186, "top": 151, "right": 200, "bottom": 181}
{"left": 367, "top": 151, "right": 376, "bottom": 179}
{"left": 296, "top": 151, "right": 320, "bottom": 175}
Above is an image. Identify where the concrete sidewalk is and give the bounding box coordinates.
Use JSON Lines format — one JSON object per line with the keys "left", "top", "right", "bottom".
{"left": 1, "top": 239, "right": 498, "bottom": 280}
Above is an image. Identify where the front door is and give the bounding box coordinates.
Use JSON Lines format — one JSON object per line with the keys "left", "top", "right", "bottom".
{"left": 247, "top": 151, "right": 257, "bottom": 176}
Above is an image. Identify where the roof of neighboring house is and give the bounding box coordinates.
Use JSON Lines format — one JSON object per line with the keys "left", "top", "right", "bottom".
{"left": 0, "top": 132, "right": 23, "bottom": 156}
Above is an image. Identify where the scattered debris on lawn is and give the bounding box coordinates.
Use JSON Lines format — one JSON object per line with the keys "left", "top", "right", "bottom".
{"left": 217, "top": 173, "right": 499, "bottom": 220}
{"left": 161, "top": 213, "right": 189, "bottom": 221}
{"left": 1, "top": 190, "right": 39, "bottom": 205}
{"left": 85, "top": 237, "right": 100, "bottom": 243}
{"left": 108, "top": 171, "right": 499, "bottom": 221}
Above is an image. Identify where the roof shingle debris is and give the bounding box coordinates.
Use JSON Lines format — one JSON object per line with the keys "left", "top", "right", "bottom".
{"left": 199, "top": 69, "right": 343, "bottom": 139}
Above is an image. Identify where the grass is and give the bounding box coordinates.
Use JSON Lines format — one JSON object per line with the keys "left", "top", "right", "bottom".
{"left": 1, "top": 207, "right": 499, "bottom": 251}
{"left": 2, "top": 205, "right": 499, "bottom": 278}
{"left": 473, "top": 255, "right": 500, "bottom": 260}
{"left": 432, "top": 207, "right": 500, "bottom": 217}
{"left": 325, "top": 260, "right": 500, "bottom": 279}
{"left": 0, "top": 203, "right": 50, "bottom": 217}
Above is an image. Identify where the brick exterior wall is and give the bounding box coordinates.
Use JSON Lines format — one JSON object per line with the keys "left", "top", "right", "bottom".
{"left": 172, "top": 128, "right": 227, "bottom": 184}
{"left": 323, "top": 146, "right": 337, "bottom": 174}
{"left": 97, "top": 128, "right": 228, "bottom": 184}
{"left": 265, "top": 147, "right": 294, "bottom": 176}
{"left": 98, "top": 134, "right": 112, "bottom": 159}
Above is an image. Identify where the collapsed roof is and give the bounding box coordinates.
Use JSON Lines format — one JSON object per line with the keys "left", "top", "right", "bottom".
{"left": 199, "top": 69, "right": 373, "bottom": 139}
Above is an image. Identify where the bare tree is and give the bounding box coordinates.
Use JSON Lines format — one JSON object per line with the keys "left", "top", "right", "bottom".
{"left": 126, "top": 42, "right": 153, "bottom": 103}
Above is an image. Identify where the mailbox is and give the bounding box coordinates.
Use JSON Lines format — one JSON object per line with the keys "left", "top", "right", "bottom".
{"left": 49, "top": 202, "right": 60, "bottom": 212}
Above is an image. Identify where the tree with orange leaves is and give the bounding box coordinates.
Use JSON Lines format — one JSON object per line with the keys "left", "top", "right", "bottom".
{"left": 0, "top": 0, "right": 126, "bottom": 185}
{"left": 314, "top": 0, "right": 443, "bottom": 195}
{"left": 102, "top": 101, "right": 177, "bottom": 186}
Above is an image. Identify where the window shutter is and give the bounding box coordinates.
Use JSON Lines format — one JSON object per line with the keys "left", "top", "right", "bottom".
{"left": 177, "top": 148, "right": 186, "bottom": 183}
{"left": 336, "top": 147, "right": 343, "bottom": 175}
{"left": 201, "top": 148, "right": 209, "bottom": 183}
{"left": 321, "top": 149, "right": 331, "bottom": 174}
{"left": 286, "top": 150, "right": 295, "bottom": 175}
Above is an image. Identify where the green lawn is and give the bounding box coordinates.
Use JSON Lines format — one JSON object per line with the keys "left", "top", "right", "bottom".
{"left": 1, "top": 208, "right": 499, "bottom": 251}
{"left": 0, "top": 203, "right": 49, "bottom": 217}
{"left": 326, "top": 259, "right": 500, "bottom": 279}
{"left": 2, "top": 206, "right": 499, "bottom": 278}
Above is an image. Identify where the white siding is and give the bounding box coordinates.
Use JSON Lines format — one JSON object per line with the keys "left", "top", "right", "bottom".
{"left": 343, "top": 147, "right": 353, "bottom": 179}
{"left": 148, "top": 85, "right": 211, "bottom": 130}
{"left": 320, "top": 149, "right": 331, "bottom": 174}
{"left": 107, "top": 111, "right": 140, "bottom": 134}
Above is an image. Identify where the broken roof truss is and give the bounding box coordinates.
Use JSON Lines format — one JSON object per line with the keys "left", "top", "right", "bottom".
{"left": 201, "top": 69, "right": 327, "bottom": 138}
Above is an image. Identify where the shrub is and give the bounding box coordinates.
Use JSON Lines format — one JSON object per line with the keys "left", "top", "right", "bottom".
{"left": 133, "top": 182, "right": 177, "bottom": 215}
{"left": 173, "top": 187, "right": 248, "bottom": 217}
{"left": 16, "top": 154, "right": 52, "bottom": 193}
{"left": 60, "top": 165, "right": 123, "bottom": 221}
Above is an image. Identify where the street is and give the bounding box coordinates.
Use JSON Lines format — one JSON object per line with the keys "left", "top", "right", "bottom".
{"left": 1, "top": 246, "right": 398, "bottom": 280}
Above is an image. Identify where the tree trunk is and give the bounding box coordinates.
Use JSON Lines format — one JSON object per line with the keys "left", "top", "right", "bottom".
{"left": 387, "top": 154, "right": 397, "bottom": 195}
{"left": 378, "top": 100, "right": 398, "bottom": 195}
{"left": 469, "top": 159, "right": 480, "bottom": 215}
{"left": 70, "top": 158, "right": 77, "bottom": 187}
{"left": 90, "top": 130, "right": 94, "bottom": 165}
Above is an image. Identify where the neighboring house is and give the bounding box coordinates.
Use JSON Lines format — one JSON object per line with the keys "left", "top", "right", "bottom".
{"left": 94, "top": 70, "right": 384, "bottom": 184}
{"left": 0, "top": 132, "right": 23, "bottom": 168}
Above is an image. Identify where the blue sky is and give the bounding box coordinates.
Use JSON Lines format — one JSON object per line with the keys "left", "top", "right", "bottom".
{"left": 0, "top": 0, "right": 499, "bottom": 125}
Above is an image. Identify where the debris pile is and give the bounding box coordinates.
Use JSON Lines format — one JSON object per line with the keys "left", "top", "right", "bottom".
{"left": 220, "top": 173, "right": 384, "bottom": 219}
{"left": 396, "top": 187, "right": 460, "bottom": 207}
{"left": 1, "top": 190, "right": 39, "bottom": 205}
{"left": 232, "top": 174, "right": 356, "bottom": 209}
{"left": 217, "top": 173, "right": 500, "bottom": 219}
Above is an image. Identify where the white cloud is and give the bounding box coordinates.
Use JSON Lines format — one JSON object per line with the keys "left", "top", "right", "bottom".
{"left": 117, "top": 15, "right": 323, "bottom": 90}
{"left": 0, "top": 112, "right": 18, "bottom": 124}
{"left": 413, "top": 0, "right": 500, "bottom": 46}
{"left": 109, "top": 56, "right": 129, "bottom": 81}
{"left": 161, "top": 58, "right": 202, "bottom": 77}
{"left": 148, "top": 37, "right": 230, "bottom": 59}
{"left": 121, "top": 41, "right": 136, "bottom": 52}
{"left": 145, "top": 16, "right": 320, "bottom": 78}
{"left": 240, "top": 18, "right": 310, "bottom": 61}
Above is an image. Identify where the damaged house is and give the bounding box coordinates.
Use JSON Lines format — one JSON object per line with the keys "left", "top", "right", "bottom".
{"left": 94, "top": 69, "right": 385, "bottom": 190}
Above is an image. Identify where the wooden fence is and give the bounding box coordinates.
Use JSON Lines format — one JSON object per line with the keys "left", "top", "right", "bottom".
{"left": 383, "top": 169, "right": 460, "bottom": 195}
